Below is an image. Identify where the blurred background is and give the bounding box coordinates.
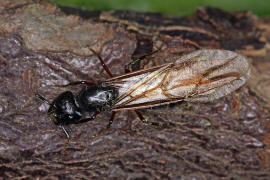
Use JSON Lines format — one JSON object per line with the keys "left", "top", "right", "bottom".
{"left": 48, "top": 0, "right": 270, "bottom": 16}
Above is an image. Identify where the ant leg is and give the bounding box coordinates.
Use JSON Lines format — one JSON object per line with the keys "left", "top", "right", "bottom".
{"left": 107, "top": 111, "right": 116, "bottom": 129}
{"left": 134, "top": 49, "right": 160, "bottom": 62}
{"left": 91, "top": 112, "right": 117, "bottom": 138}
{"left": 133, "top": 110, "right": 149, "bottom": 124}
{"left": 60, "top": 112, "right": 100, "bottom": 139}
{"left": 76, "top": 112, "right": 100, "bottom": 124}
{"left": 88, "top": 48, "right": 113, "bottom": 78}
{"left": 133, "top": 110, "right": 163, "bottom": 127}
{"left": 60, "top": 125, "right": 70, "bottom": 139}
{"left": 89, "top": 46, "right": 160, "bottom": 78}
{"left": 125, "top": 49, "right": 161, "bottom": 73}
{"left": 134, "top": 110, "right": 145, "bottom": 122}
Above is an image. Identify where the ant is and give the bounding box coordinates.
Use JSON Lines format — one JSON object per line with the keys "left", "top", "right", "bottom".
{"left": 36, "top": 49, "right": 149, "bottom": 139}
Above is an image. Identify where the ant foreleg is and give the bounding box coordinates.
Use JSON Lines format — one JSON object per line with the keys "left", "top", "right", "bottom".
{"left": 60, "top": 125, "right": 70, "bottom": 139}
{"left": 76, "top": 112, "right": 100, "bottom": 124}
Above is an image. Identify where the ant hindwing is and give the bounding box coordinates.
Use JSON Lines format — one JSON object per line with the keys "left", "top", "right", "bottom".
{"left": 36, "top": 49, "right": 250, "bottom": 138}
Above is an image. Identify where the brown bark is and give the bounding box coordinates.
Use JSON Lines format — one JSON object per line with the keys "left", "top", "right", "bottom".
{"left": 0, "top": 0, "right": 270, "bottom": 179}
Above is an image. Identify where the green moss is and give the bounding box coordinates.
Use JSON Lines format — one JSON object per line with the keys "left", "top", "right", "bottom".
{"left": 48, "top": 0, "right": 270, "bottom": 16}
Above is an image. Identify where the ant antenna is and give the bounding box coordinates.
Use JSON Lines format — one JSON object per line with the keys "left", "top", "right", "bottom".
{"left": 10, "top": 92, "right": 51, "bottom": 116}
{"left": 60, "top": 125, "right": 70, "bottom": 139}
{"left": 35, "top": 93, "right": 51, "bottom": 105}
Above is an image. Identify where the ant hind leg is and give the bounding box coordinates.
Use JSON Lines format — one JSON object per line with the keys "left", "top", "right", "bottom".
{"left": 107, "top": 111, "right": 116, "bottom": 129}
{"left": 125, "top": 49, "right": 161, "bottom": 73}
{"left": 134, "top": 110, "right": 165, "bottom": 127}
{"left": 91, "top": 112, "right": 117, "bottom": 138}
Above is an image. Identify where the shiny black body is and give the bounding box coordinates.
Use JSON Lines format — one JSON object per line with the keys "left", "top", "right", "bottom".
{"left": 48, "top": 84, "right": 118, "bottom": 125}
{"left": 36, "top": 48, "right": 146, "bottom": 138}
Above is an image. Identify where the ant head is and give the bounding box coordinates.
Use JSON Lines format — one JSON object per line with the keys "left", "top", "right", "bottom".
{"left": 36, "top": 91, "right": 82, "bottom": 125}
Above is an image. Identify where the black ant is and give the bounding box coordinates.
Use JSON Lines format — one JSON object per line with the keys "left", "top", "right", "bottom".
{"left": 36, "top": 49, "right": 146, "bottom": 139}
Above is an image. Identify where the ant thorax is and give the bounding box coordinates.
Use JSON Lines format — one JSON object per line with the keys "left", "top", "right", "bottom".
{"left": 76, "top": 85, "right": 119, "bottom": 113}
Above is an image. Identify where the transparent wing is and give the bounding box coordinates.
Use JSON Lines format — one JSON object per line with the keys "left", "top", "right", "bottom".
{"left": 105, "top": 49, "right": 250, "bottom": 111}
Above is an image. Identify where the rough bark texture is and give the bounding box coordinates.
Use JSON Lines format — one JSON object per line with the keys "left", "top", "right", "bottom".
{"left": 1, "top": 0, "right": 270, "bottom": 179}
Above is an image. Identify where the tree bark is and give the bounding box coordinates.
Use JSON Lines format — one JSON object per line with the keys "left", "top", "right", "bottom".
{"left": 0, "top": 0, "right": 270, "bottom": 179}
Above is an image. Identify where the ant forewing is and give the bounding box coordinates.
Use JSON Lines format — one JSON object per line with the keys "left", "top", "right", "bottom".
{"left": 36, "top": 49, "right": 250, "bottom": 138}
